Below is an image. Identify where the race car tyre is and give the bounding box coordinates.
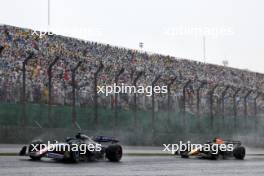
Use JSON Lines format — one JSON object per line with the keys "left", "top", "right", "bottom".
{"left": 106, "top": 144, "right": 122, "bottom": 162}
{"left": 70, "top": 150, "right": 80, "bottom": 163}
{"left": 29, "top": 155, "right": 42, "bottom": 160}
{"left": 233, "top": 146, "right": 246, "bottom": 160}
{"left": 180, "top": 150, "right": 189, "bottom": 158}
{"left": 28, "top": 139, "right": 44, "bottom": 160}
{"left": 174, "top": 149, "right": 179, "bottom": 155}
{"left": 209, "top": 153, "right": 219, "bottom": 160}
{"left": 179, "top": 144, "right": 189, "bottom": 158}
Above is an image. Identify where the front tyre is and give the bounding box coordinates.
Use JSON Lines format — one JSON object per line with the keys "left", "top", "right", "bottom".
{"left": 106, "top": 144, "right": 122, "bottom": 162}
{"left": 233, "top": 146, "right": 246, "bottom": 160}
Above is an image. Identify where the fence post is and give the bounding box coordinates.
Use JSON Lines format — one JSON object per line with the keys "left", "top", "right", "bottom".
{"left": 94, "top": 62, "right": 104, "bottom": 127}
{"left": 221, "top": 85, "right": 230, "bottom": 118}
{"left": 232, "top": 88, "right": 240, "bottom": 118}
{"left": 133, "top": 71, "right": 144, "bottom": 129}
{"left": 0, "top": 46, "right": 3, "bottom": 101}
{"left": 151, "top": 74, "right": 161, "bottom": 138}
{"left": 114, "top": 68, "right": 125, "bottom": 133}
{"left": 196, "top": 81, "right": 207, "bottom": 117}
{"left": 232, "top": 87, "right": 241, "bottom": 131}
{"left": 0, "top": 45, "right": 4, "bottom": 54}
{"left": 209, "top": 84, "right": 218, "bottom": 128}
{"left": 182, "top": 80, "right": 192, "bottom": 116}
{"left": 244, "top": 89, "right": 252, "bottom": 117}
{"left": 47, "top": 56, "right": 60, "bottom": 127}
{"left": 71, "top": 61, "right": 82, "bottom": 128}
{"left": 167, "top": 76, "right": 177, "bottom": 127}
{"left": 254, "top": 92, "right": 261, "bottom": 116}
{"left": 21, "top": 52, "right": 34, "bottom": 127}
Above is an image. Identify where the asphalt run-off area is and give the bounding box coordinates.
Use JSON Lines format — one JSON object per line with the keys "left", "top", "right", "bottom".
{"left": 1, "top": 145, "right": 264, "bottom": 176}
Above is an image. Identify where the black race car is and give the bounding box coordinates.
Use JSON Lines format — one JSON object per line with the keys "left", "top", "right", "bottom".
{"left": 19, "top": 133, "right": 122, "bottom": 162}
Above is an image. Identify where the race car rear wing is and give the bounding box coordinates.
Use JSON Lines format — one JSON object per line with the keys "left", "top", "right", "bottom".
{"left": 92, "top": 136, "right": 119, "bottom": 143}
{"left": 19, "top": 146, "right": 27, "bottom": 156}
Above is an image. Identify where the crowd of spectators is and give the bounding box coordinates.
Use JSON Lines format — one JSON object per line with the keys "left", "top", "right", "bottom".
{"left": 0, "top": 25, "right": 263, "bottom": 115}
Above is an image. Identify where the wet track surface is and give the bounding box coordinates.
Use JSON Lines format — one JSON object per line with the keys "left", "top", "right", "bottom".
{"left": 1, "top": 155, "right": 264, "bottom": 176}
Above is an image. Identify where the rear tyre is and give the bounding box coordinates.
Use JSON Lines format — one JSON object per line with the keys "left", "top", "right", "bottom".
{"left": 233, "top": 146, "right": 246, "bottom": 160}
{"left": 70, "top": 150, "right": 80, "bottom": 163}
{"left": 106, "top": 144, "right": 122, "bottom": 162}
{"left": 180, "top": 146, "right": 189, "bottom": 158}
{"left": 209, "top": 153, "right": 219, "bottom": 160}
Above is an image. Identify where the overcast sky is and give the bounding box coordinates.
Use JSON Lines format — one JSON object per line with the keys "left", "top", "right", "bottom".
{"left": 0, "top": 0, "right": 264, "bottom": 73}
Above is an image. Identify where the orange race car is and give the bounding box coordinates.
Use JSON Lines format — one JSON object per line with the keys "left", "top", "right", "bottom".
{"left": 178, "top": 138, "right": 246, "bottom": 160}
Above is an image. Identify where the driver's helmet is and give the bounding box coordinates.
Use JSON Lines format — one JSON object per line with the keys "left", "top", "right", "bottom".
{"left": 213, "top": 137, "right": 224, "bottom": 144}
{"left": 66, "top": 137, "right": 74, "bottom": 142}
{"left": 76, "top": 133, "right": 89, "bottom": 140}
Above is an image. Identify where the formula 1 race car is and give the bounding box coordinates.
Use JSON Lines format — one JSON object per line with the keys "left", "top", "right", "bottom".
{"left": 177, "top": 138, "right": 246, "bottom": 160}
{"left": 19, "top": 133, "right": 122, "bottom": 162}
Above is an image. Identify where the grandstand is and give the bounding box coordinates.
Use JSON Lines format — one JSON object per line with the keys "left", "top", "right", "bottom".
{"left": 0, "top": 24, "right": 264, "bottom": 144}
